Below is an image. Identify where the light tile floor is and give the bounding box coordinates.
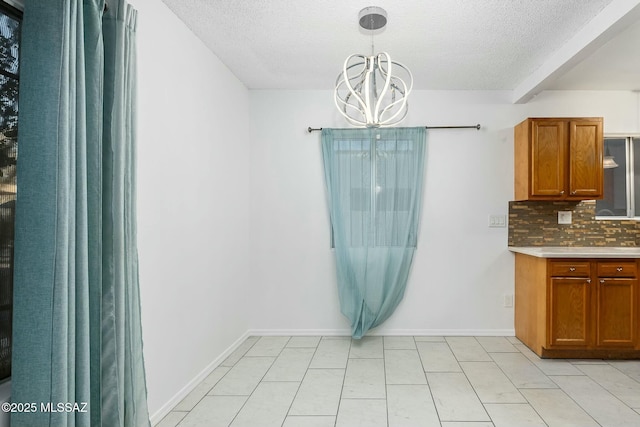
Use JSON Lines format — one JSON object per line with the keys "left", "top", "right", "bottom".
{"left": 156, "top": 336, "right": 640, "bottom": 427}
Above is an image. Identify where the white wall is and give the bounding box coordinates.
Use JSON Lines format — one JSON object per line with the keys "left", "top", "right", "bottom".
{"left": 249, "top": 89, "right": 640, "bottom": 335}
{"left": 122, "top": 0, "right": 640, "bottom": 418}
{"left": 129, "top": 0, "right": 251, "bottom": 420}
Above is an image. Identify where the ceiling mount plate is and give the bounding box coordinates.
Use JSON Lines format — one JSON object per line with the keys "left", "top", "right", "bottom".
{"left": 358, "top": 6, "right": 387, "bottom": 31}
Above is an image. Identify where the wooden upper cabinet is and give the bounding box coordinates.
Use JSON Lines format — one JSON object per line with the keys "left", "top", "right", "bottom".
{"left": 514, "top": 117, "right": 603, "bottom": 201}
{"left": 531, "top": 120, "right": 566, "bottom": 197}
{"left": 569, "top": 120, "right": 603, "bottom": 198}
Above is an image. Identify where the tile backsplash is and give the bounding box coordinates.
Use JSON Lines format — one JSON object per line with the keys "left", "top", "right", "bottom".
{"left": 508, "top": 200, "right": 640, "bottom": 247}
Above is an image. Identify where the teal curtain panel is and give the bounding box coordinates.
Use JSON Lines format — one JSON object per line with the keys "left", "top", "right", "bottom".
{"left": 11, "top": 1, "right": 150, "bottom": 426}
{"left": 321, "top": 127, "right": 426, "bottom": 338}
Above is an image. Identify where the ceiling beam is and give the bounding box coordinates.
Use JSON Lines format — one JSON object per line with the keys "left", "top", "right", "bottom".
{"left": 512, "top": 0, "right": 640, "bottom": 104}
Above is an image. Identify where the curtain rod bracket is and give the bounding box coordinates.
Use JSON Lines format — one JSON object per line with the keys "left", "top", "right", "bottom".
{"left": 307, "top": 124, "right": 481, "bottom": 133}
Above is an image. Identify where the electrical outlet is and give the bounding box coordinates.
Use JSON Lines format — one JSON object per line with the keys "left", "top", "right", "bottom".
{"left": 503, "top": 294, "right": 514, "bottom": 308}
{"left": 558, "top": 211, "right": 572, "bottom": 225}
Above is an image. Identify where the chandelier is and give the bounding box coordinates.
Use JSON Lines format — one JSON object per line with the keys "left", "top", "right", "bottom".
{"left": 334, "top": 7, "right": 413, "bottom": 128}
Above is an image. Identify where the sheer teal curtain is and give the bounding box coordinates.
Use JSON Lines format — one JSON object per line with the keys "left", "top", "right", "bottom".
{"left": 322, "top": 127, "right": 426, "bottom": 338}
{"left": 11, "top": 1, "right": 150, "bottom": 426}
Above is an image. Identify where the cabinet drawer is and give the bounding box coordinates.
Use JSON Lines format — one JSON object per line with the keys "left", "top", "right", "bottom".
{"left": 597, "top": 262, "right": 637, "bottom": 278}
{"left": 550, "top": 261, "right": 590, "bottom": 277}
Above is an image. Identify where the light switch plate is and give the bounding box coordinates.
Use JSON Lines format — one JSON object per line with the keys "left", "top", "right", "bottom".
{"left": 489, "top": 214, "right": 507, "bottom": 228}
{"left": 558, "top": 211, "right": 572, "bottom": 225}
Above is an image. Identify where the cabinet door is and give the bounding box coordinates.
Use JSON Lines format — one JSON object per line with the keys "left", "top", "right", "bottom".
{"left": 568, "top": 119, "right": 603, "bottom": 198}
{"left": 596, "top": 278, "right": 637, "bottom": 347}
{"left": 531, "top": 120, "right": 567, "bottom": 198}
{"left": 549, "top": 277, "right": 591, "bottom": 347}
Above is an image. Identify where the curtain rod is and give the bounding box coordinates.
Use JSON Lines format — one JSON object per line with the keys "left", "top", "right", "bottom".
{"left": 307, "top": 124, "right": 481, "bottom": 133}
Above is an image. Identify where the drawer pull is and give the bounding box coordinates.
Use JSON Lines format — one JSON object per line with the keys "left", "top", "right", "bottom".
{"left": 617, "top": 267, "right": 623, "bottom": 272}
{"left": 569, "top": 267, "right": 576, "bottom": 272}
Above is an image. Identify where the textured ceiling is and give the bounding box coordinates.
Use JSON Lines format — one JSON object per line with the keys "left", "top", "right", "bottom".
{"left": 160, "top": 0, "right": 640, "bottom": 95}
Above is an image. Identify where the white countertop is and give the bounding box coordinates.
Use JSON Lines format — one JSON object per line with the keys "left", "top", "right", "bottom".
{"left": 509, "top": 246, "right": 640, "bottom": 258}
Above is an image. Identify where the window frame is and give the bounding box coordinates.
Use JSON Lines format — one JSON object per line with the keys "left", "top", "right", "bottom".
{"left": 0, "top": 0, "right": 21, "bottom": 388}
{"left": 595, "top": 134, "right": 640, "bottom": 221}
{"left": 1, "top": 1, "right": 21, "bottom": 14}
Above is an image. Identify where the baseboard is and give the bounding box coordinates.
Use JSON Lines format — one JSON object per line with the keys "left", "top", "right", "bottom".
{"left": 248, "top": 328, "right": 516, "bottom": 337}
{"left": 149, "top": 330, "right": 251, "bottom": 426}
{"left": 375, "top": 329, "right": 516, "bottom": 336}
{"left": 247, "top": 328, "right": 352, "bottom": 336}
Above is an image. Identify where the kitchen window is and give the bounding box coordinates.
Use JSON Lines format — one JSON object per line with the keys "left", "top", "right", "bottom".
{"left": 595, "top": 136, "right": 640, "bottom": 218}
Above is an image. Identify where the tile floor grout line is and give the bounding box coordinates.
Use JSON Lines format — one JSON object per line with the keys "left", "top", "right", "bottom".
{"left": 483, "top": 338, "right": 555, "bottom": 425}
{"left": 381, "top": 337, "right": 390, "bottom": 427}
{"left": 520, "top": 350, "right": 602, "bottom": 427}
{"left": 456, "top": 336, "right": 493, "bottom": 423}
{"left": 547, "top": 372, "right": 639, "bottom": 426}
{"left": 414, "top": 335, "right": 445, "bottom": 425}
{"left": 522, "top": 384, "right": 601, "bottom": 427}
{"left": 332, "top": 337, "right": 352, "bottom": 427}
{"left": 174, "top": 337, "right": 262, "bottom": 417}
{"left": 224, "top": 336, "right": 287, "bottom": 427}
{"left": 281, "top": 336, "right": 322, "bottom": 426}
{"left": 580, "top": 359, "right": 640, "bottom": 393}
{"left": 606, "top": 361, "right": 640, "bottom": 386}
{"left": 489, "top": 343, "right": 561, "bottom": 391}
{"left": 543, "top": 375, "right": 606, "bottom": 427}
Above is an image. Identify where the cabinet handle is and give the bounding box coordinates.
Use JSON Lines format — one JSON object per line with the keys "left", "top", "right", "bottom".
{"left": 569, "top": 267, "right": 576, "bottom": 272}
{"left": 617, "top": 267, "right": 623, "bottom": 272}
{"left": 587, "top": 279, "right": 592, "bottom": 284}
{"left": 600, "top": 279, "right": 605, "bottom": 283}
{"left": 560, "top": 191, "right": 565, "bottom": 195}
{"left": 571, "top": 191, "right": 577, "bottom": 195}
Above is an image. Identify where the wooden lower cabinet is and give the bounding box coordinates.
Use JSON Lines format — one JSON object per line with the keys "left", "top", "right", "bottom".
{"left": 515, "top": 254, "right": 640, "bottom": 358}
{"left": 549, "top": 277, "right": 591, "bottom": 347}
{"left": 597, "top": 277, "right": 637, "bottom": 347}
